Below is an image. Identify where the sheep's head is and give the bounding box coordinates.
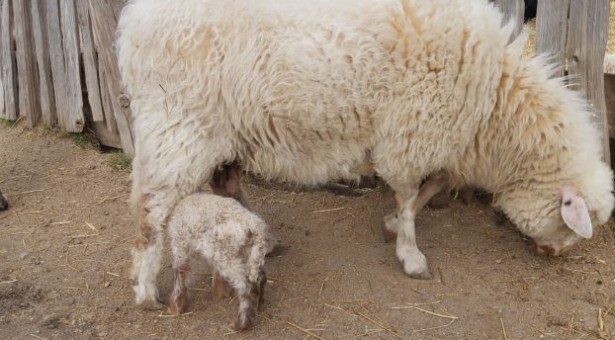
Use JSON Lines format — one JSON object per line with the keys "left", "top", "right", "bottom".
{"left": 496, "top": 163, "right": 614, "bottom": 256}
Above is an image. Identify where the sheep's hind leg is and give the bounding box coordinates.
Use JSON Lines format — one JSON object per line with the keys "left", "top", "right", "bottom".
{"left": 385, "top": 171, "right": 449, "bottom": 279}
{"left": 382, "top": 171, "right": 449, "bottom": 243}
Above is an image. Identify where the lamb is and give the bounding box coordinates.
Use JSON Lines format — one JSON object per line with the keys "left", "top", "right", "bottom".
{"left": 166, "top": 192, "right": 267, "bottom": 330}
{"left": 117, "top": 0, "right": 614, "bottom": 307}
{"left": 0, "top": 189, "right": 8, "bottom": 211}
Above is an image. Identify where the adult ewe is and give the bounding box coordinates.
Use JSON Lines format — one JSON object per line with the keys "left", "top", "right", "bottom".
{"left": 118, "top": 0, "right": 614, "bottom": 307}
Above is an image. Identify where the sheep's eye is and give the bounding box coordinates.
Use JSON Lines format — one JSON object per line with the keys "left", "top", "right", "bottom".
{"left": 563, "top": 200, "right": 572, "bottom": 206}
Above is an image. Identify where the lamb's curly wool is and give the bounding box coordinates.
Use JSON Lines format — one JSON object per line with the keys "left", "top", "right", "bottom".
{"left": 118, "top": 0, "right": 614, "bottom": 306}
{"left": 167, "top": 193, "right": 267, "bottom": 330}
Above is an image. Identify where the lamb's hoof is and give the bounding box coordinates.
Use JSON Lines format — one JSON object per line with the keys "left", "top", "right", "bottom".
{"left": 138, "top": 298, "right": 166, "bottom": 310}
{"left": 234, "top": 314, "right": 255, "bottom": 331}
{"left": 381, "top": 224, "right": 397, "bottom": 243}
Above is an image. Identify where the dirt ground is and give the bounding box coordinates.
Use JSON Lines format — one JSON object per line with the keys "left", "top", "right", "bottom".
{"left": 1, "top": 124, "right": 615, "bottom": 340}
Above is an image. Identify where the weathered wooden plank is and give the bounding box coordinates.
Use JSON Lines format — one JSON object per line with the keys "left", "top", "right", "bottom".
{"left": 76, "top": 0, "right": 104, "bottom": 122}
{"left": 566, "top": 0, "right": 610, "bottom": 162}
{"left": 60, "top": 0, "right": 85, "bottom": 132}
{"left": 88, "top": 0, "right": 134, "bottom": 156}
{"left": 0, "top": 0, "right": 17, "bottom": 121}
{"left": 98, "top": 58, "right": 119, "bottom": 134}
{"left": 47, "top": 0, "right": 67, "bottom": 128}
{"left": 13, "top": 0, "right": 41, "bottom": 127}
{"left": 493, "top": 0, "right": 524, "bottom": 39}
{"left": 31, "top": 0, "right": 56, "bottom": 126}
{"left": 535, "top": 0, "right": 570, "bottom": 77}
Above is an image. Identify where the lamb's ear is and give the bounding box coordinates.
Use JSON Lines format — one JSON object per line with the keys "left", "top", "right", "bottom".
{"left": 560, "top": 187, "right": 592, "bottom": 239}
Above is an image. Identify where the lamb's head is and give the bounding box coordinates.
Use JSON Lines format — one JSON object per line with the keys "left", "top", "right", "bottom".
{"left": 496, "top": 162, "right": 614, "bottom": 256}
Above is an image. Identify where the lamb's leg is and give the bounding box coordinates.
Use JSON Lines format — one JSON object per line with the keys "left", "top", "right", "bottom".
{"left": 382, "top": 171, "right": 449, "bottom": 242}
{"left": 0, "top": 189, "right": 8, "bottom": 211}
{"left": 233, "top": 278, "right": 259, "bottom": 331}
{"left": 168, "top": 239, "right": 191, "bottom": 315}
{"left": 256, "top": 268, "right": 267, "bottom": 311}
{"left": 216, "top": 261, "right": 258, "bottom": 331}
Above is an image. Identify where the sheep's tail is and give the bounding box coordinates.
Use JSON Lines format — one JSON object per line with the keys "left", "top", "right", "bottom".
{"left": 247, "top": 219, "right": 268, "bottom": 284}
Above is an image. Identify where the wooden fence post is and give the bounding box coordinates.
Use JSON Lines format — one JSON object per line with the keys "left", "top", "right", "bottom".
{"left": 535, "top": 0, "right": 571, "bottom": 77}
{"left": 535, "top": 0, "right": 610, "bottom": 163}
{"left": 566, "top": 0, "right": 610, "bottom": 164}
{"left": 88, "top": 0, "right": 134, "bottom": 157}
{"left": 0, "top": 0, "right": 17, "bottom": 121}
{"left": 76, "top": 0, "right": 104, "bottom": 123}
{"left": 31, "top": 0, "right": 57, "bottom": 126}
{"left": 60, "top": 0, "right": 85, "bottom": 132}
{"left": 47, "top": 0, "right": 67, "bottom": 128}
{"left": 13, "top": 0, "right": 41, "bottom": 128}
{"left": 493, "top": 0, "right": 525, "bottom": 39}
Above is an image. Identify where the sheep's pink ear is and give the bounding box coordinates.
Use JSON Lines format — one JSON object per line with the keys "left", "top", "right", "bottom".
{"left": 560, "top": 187, "right": 592, "bottom": 239}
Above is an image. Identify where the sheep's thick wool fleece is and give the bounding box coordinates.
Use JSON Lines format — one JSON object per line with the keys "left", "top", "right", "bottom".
{"left": 118, "top": 0, "right": 611, "bottom": 225}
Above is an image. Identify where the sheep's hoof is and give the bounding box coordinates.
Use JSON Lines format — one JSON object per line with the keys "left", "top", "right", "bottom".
{"left": 405, "top": 268, "right": 434, "bottom": 280}
{"left": 381, "top": 224, "right": 397, "bottom": 243}
{"left": 397, "top": 247, "right": 433, "bottom": 280}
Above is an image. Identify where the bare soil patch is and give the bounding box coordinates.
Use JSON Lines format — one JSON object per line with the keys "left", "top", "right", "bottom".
{"left": 1, "top": 125, "right": 615, "bottom": 339}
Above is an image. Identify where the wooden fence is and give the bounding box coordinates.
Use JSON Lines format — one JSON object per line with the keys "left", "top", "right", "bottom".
{"left": 0, "top": 0, "right": 612, "bottom": 164}
{"left": 0, "top": 0, "right": 133, "bottom": 155}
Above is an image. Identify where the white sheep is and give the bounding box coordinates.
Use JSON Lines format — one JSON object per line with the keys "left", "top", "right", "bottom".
{"left": 166, "top": 192, "right": 267, "bottom": 330}
{"left": 0, "top": 189, "right": 8, "bottom": 211}
{"left": 117, "top": 0, "right": 614, "bottom": 307}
